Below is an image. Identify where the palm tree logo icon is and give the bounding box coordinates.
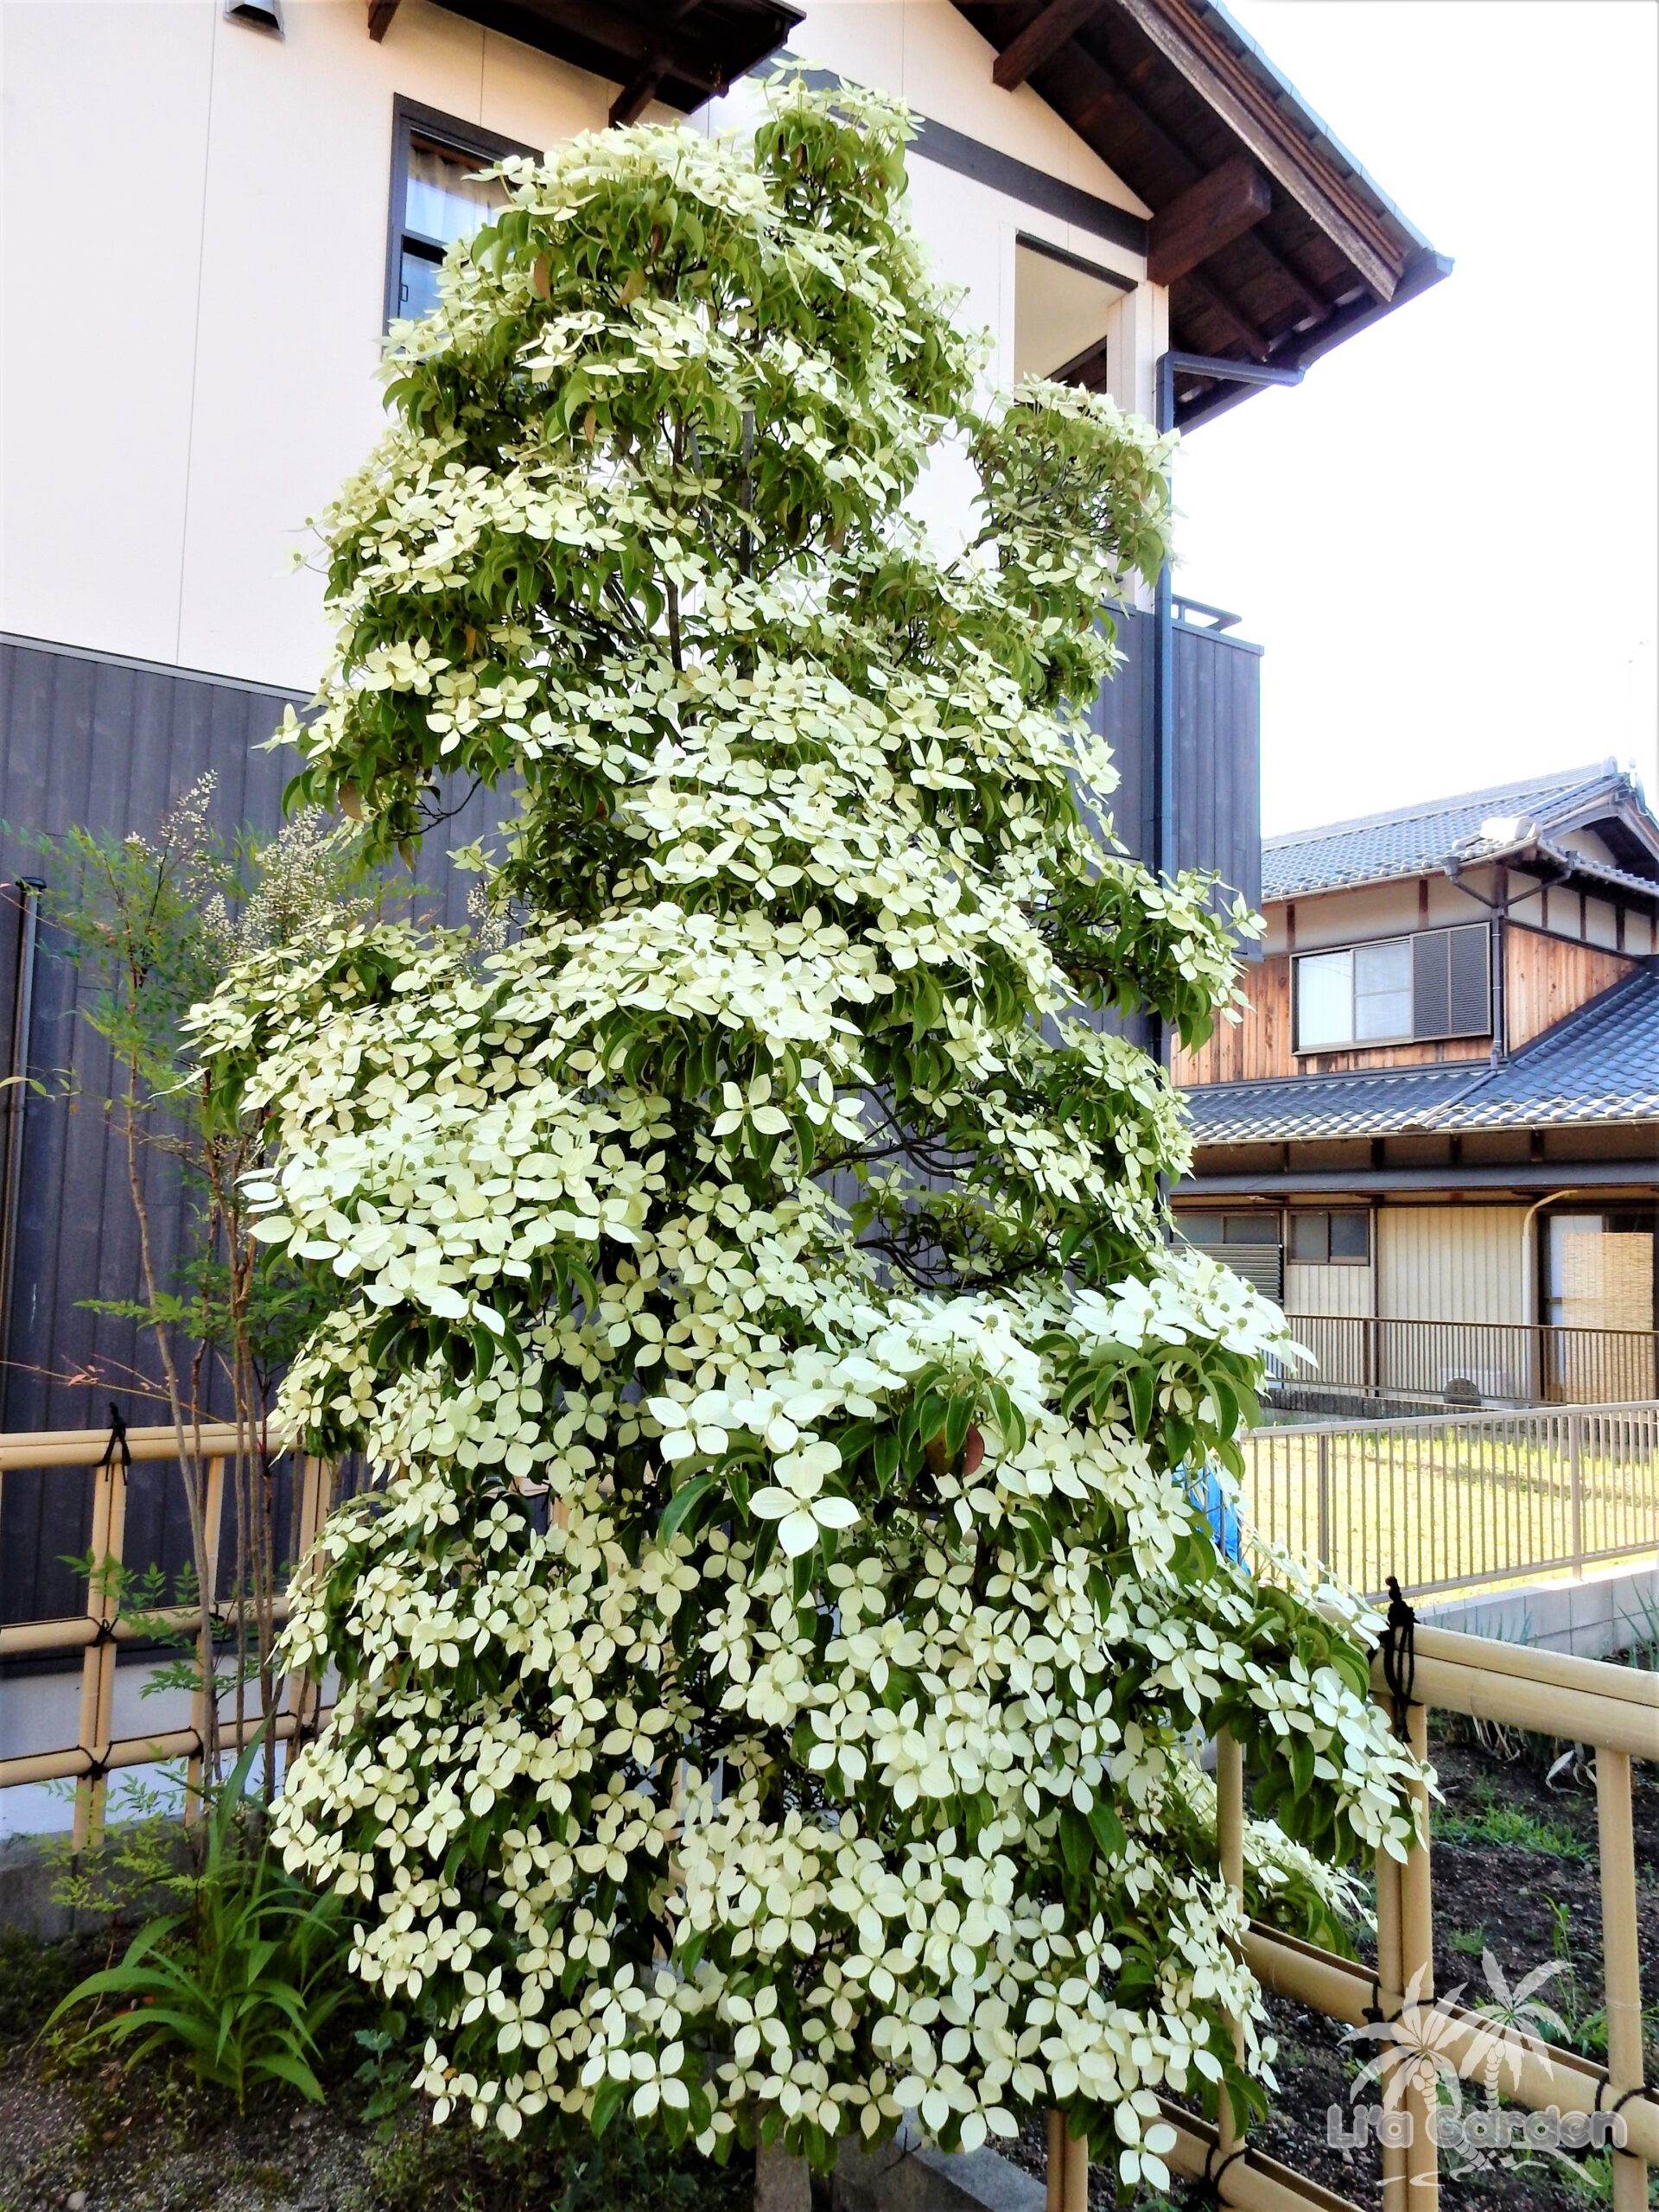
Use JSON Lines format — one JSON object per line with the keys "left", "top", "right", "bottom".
{"left": 1341, "top": 1954, "right": 1570, "bottom": 2175}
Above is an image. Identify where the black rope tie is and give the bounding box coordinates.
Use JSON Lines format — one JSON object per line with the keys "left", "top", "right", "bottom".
{"left": 1380, "top": 1575, "right": 1417, "bottom": 1739}
{"left": 1592, "top": 2078, "right": 1647, "bottom": 2156}
{"left": 1185, "top": 2143, "right": 1249, "bottom": 2205}
{"left": 99, "top": 1403, "right": 130, "bottom": 1482}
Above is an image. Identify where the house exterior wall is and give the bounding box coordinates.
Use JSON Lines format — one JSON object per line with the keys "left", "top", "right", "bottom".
{"left": 1284, "top": 1259, "right": 1374, "bottom": 1318}
{"left": 1376, "top": 1206, "right": 1527, "bottom": 1327}
{"left": 1503, "top": 925, "right": 1637, "bottom": 1051}
{"left": 0, "top": 0, "right": 1161, "bottom": 698}
{"left": 1178, "top": 894, "right": 1643, "bottom": 1087}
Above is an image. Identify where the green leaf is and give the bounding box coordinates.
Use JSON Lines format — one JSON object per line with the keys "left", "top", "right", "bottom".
{"left": 659, "top": 1471, "right": 715, "bottom": 1544}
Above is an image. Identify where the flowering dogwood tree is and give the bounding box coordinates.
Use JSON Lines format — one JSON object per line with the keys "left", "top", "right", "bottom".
{"left": 192, "top": 82, "right": 1421, "bottom": 2197}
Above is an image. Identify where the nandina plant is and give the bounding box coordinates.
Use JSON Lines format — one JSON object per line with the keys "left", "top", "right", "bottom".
{"left": 191, "top": 80, "right": 1421, "bottom": 2199}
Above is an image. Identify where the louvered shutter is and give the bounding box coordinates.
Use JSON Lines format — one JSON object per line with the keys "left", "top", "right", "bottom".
{"left": 1411, "top": 923, "right": 1491, "bottom": 1040}
{"left": 1200, "top": 1241, "right": 1282, "bottom": 1303}
{"left": 1412, "top": 930, "right": 1450, "bottom": 1039}
{"left": 1447, "top": 924, "right": 1491, "bottom": 1036}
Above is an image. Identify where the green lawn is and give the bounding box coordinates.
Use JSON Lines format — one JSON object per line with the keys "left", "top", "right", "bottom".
{"left": 1236, "top": 1421, "right": 1659, "bottom": 1599}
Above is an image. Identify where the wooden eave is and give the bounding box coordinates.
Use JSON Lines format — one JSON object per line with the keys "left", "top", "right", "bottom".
{"left": 955, "top": 0, "right": 1450, "bottom": 426}
{"left": 368, "top": 0, "right": 802, "bottom": 124}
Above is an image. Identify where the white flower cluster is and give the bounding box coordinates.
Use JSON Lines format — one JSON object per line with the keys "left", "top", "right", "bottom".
{"left": 191, "top": 79, "right": 1422, "bottom": 2190}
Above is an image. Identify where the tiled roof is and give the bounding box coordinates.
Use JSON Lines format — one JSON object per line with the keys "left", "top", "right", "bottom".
{"left": 1261, "top": 760, "right": 1636, "bottom": 901}
{"left": 1185, "top": 965, "right": 1659, "bottom": 1146}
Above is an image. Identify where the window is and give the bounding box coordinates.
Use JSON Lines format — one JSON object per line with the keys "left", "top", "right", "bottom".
{"left": 1288, "top": 1211, "right": 1370, "bottom": 1266}
{"left": 1013, "top": 235, "right": 1134, "bottom": 391}
{"left": 1294, "top": 924, "right": 1490, "bottom": 1052}
{"left": 386, "top": 99, "right": 530, "bottom": 327}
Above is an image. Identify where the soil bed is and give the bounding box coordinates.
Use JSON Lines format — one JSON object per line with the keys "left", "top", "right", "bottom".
{"left": 1007, "top": 1721, "right": 1659, "bottom": 2210}
{"left": 4, "top": 1725, "right": 1654, "bottom": 2211}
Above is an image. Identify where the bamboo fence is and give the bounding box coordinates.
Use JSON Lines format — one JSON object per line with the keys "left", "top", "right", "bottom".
{"left": 2, "top": 1426, "right": 1655, "bottom": 2209}
{"left": 0, "top": 1420, "right": 333, "bottom": 1846}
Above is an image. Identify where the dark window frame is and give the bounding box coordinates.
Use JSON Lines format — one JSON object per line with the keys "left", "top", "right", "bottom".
{"left": 1288, "top": 1209, "right": 1372, "bottom": 1267}
{"left": 385, "top": 96, "right": 534, "bottom": 330}
{"left": 1293, "top": 922, "right": 1491, "bottom": 1054}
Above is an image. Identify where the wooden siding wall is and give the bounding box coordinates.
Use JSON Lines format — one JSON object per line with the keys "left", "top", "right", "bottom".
{"left": 1176, "top": 919, "right": 1642, "bottom": 1087}
{"left": 1376, "top": 1207, "right": 1527, "bottom": 1327}
{"left": 1171, "top": 953, "right": 1492, "bottom": 1084}
{"left": 1087, "top": 608, "right": 1262, "bottom": 901}
{"left": 1284, "top": 1260, "right": 1375, "bottom": 1318}
{"left": 0, "top": 636, "right": 497, "bottom": 1624}
{"left": 1079, "top": 607, "right": 1262, "bottom": 1054}
{"left": 1503, "top": 925, "right": 1637, "bottom": 1052}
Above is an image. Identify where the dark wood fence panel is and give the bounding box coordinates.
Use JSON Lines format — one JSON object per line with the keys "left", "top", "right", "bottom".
{"left": 0, "top": 620, "right": 1261, "bottom": 1622}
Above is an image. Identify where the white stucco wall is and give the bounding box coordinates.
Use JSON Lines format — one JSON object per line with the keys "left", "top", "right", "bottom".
{"left": 0, "top": 0, "right": 1160, "bottom": 696}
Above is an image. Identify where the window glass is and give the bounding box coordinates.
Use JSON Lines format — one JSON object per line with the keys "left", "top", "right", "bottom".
{"left": 1329, "top": 1211, "right": 1370, "bottom": 1262}
{"left": 1297, "top": 950, "right": 1353, "bottom": 1049}
{"left": 399, "top": 248, "right": 444, "bottom": 322}
{"left": 1354, "top": 938, "right": 1412, "bottom": 1039}
{"left": 1224, "top": 1214, "right": 1281, "bottom": 1245}
{"left": 1176, "top": 1212, "right": 1224, "bottom": 1245}
{"left": 1288, "top": 1212, "right": 1328, "bottom": 1262}
{"left": 405, "top": 137, "right": 509, "bottom": 248}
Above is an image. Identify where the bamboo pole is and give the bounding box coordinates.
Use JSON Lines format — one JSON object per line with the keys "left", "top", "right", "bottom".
{"left": 0, "top": 1710, "right": 305, "bottom": 1793}
{"left": 1158, "top": 2100, "right": 1367, "bottom": 2212}
{"left": 1400, "top": 1701, "right": 1438, "bottom": 2208}
{"left": 1596, "top": 1748, "right": 1649, "bottom": 2212}
{"left": 71, "top": 1448, "right": 122, "bottom": 1850}
{"left": 186, "top": 1454, "right": 227, "bottom": 1817}
{"left": 1217, "top": 1727, "right": 1248, "bottom": 2167}
{"left": 1374, "top": 1841, "right": 1408, "bottom": 2212}
{"left": 1060, "top": 2126, "right": 1086, "bottom": 2212}
{"left": 1370, "top": 1651, "right": 1659, "bottom": 1762}
{"left": 0, "top": 1597, "right": 293, "bottom": 1660}
{"left": 1404, "top": 1625, "right": 1659, "bottom": 1712}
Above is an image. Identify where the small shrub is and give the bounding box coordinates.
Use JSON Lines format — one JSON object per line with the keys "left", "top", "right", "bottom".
{"left": 47, "top": 1732, "right": 353, "bottom": 2108}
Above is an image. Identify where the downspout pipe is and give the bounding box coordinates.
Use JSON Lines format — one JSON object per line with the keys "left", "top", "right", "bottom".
{"left": 1149, "top": 352, "right": 1303, "bottom": 1085}
{"left": 0, "top": 878, "right": 44, "bottom": 1421}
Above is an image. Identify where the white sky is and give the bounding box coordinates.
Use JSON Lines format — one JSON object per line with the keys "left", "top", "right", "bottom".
{"left": 1169, "top": 0, "right": 1659, "bottom": 834}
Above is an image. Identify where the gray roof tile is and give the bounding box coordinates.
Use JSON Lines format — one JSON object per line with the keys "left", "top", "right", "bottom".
{"left": 1261, "top": 760, "right": 1633, "bottom": 901}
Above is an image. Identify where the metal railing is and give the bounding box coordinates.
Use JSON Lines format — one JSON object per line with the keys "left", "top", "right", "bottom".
{"left": 1239, "top": 1401, "right": 1659, "bottom": 1601}
{"left": 0, "top": 1421, "right": 334, "bottom": 1845}
{"left": 1281, "top": 1313, "right": 1659, "bottom": 1411}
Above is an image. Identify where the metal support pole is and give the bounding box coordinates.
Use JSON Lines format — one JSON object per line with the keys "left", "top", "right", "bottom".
{"left": 1569, "top": 1410, "right": 1584, "bottom": 1579}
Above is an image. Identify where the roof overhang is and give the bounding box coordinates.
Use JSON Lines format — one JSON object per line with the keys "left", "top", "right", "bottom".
{"left": 953, "top": 0, "right": 1450, "bottom": 427}
{"left": 367, "top": 0, "right": 803, "bottom": 124}
{"left": 1177, "top": 1160, "right": 1659, "bottom": 1198}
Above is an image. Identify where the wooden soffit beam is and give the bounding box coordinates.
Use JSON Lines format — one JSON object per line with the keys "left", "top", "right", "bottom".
{"left": 994, "top": 0, "right": 1109, "bottom": 90}
{"left": 367, "top": 0, "right": 399, "bottom": 39}
{"left": 1107, "top": 0, "right": 1404, "bottom": 301}
{"left": 1147, "top": 153, "right": 1269, "bottom": 285}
